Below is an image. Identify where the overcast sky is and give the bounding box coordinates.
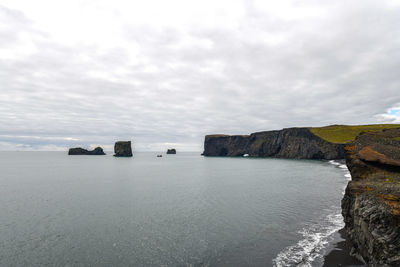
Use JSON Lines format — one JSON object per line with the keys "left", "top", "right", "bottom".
{"left": 1, "top": 0, "right": 400, "bottom": 151}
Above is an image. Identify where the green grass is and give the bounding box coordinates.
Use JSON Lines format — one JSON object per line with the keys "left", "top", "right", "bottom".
{"left": 393, "top": 137, "right": 400, "bottom": 141}
{"left": 310, "top": 124, "right": 400, "bottom": 144}
{"left": 206, "top": 134, "right": 248, "bottom": 138}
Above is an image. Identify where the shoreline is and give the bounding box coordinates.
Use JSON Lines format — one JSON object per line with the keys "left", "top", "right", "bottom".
{"left": 322, "top": 228, "right": 364, "bottom": 267}
{"left": 273, "top": 160, "right": 357, "bottom": 266}
{"left": 322, "top": 160, "right": 364, "bottom": 266}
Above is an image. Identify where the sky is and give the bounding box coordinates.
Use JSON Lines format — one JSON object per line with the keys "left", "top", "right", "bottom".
{"left": 1, "top": 0, "right": 400, "bottom": 151}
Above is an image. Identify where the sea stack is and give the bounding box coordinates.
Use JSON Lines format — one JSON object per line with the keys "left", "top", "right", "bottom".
{"left": 167, "top": 149, "right": 176, "bottom": 154}
{"left": 68, "top": 147, "right": 106, "bottom": 155}
{"left": 114, "top": 141, "right": 133, "bottom": 157}
{"left": 342, "top": 128, "right": 400, "bottom": 265}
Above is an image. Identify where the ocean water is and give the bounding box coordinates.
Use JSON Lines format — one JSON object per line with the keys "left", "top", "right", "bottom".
{"left": 0, "top": 152, "right": 350, "bottom": 266}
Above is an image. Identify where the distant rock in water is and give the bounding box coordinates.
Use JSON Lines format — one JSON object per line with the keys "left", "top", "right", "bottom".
{"left": 114, "top": 141, "right": 133, "bottom": 157}
{"left": 203, "top": 127, "right": 345, "bottom": 160}
{"left": 342, "top": 128, "right": 400, "bottom": 265}
{"left": 68, "top": 147, "right": 105, "bottom": 155}
{"left": 167, "top": 149, "right": 176, "bottom": 154}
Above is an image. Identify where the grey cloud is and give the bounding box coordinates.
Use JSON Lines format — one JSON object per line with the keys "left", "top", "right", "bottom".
{"left": 0, "top": 1, "right": 400, "bottom": 151}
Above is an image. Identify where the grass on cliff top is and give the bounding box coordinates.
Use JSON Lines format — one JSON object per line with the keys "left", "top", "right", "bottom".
{"left": 310, "top": 124, "right": 400, "bottom": 144}
{"left": 206, "top": 134, "right": 249, "bottom": 138}
{"left": 206, "top": 134, "right": 229, "bottom": 137}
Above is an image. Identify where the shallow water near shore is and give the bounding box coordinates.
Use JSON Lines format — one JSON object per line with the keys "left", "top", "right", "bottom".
{"left": 1, "top": 152, "right": 353, "bottom": 266}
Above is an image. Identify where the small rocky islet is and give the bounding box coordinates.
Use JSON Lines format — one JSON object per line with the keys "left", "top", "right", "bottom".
{"left": 68, "top": 141, "right": 133, "bottom": 157}
{"left": 68, "top": 147, "right": 105, "bottom": 155}
{"left": 166, "top": 148, "right": 176, "bottom": 154}
{"left": 113, "top": 141, "right": 133, "bottom": 157}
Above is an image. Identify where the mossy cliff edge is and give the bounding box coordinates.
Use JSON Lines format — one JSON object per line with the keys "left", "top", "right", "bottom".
{"left": 203, "top": 124, "right": 400, "bottom": 160}
{"left": 342, "top": 128, "right": 400, "bottom": 265}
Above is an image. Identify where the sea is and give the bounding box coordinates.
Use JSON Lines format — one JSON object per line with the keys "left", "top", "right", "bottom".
{"left": 0, "top": 152, "right": 351, "bottom": 266}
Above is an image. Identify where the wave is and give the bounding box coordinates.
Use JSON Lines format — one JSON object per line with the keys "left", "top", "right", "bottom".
{"left": 328, "top": 160, "right": 341, "bottom": 166}
{"left": 272, "top": 212, "right": 343, "bottom": 267}
{"left": 272, "top": 160, "right": 351, "bottom": 267}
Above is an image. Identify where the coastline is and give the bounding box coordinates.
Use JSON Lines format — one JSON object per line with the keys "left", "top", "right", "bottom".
{"left": 273, "top": 160, "right": 357, "bottom": 266}
{"left": 321, "top": 160, "right": 364, "bottom": 266}
{"left": 322, "top": 228, "right": 364, "bottom": 266}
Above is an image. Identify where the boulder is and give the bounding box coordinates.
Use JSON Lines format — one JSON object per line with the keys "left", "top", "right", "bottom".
{"left": 68, "top": 147, "right": 105, "bottom": 155}
{"left": 114, "top": 141, "right": 133, "bottom": 157}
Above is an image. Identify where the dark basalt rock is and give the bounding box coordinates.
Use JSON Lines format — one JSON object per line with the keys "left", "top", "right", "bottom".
{"left": 114, "top": 141, "right": 133, "bottom": 157}
{"left": 203, "top": 127, "right": 345, "bottom": 159}
{"left": 68, "top": 147, "right": 106, "bottom": 155}
{"left": 342, "top": 128, "right": 400, "bottom": 265}
{"left": 167, "top": 149, "right": 176, "bottom": 154}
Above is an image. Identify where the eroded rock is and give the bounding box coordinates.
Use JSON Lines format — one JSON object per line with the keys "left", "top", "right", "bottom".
{"left": 166, "top": 149, "right": 176, "bottom": 154}
{"left": 68, "top": 147, "right": 106, "bottom": 155}
{"left": 114, "top": 141, "right": 133, "bottom": 157}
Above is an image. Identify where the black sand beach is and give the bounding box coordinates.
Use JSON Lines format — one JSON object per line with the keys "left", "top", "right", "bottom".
{"left": 323, "top": 229, "right": 364, "bottom": 267}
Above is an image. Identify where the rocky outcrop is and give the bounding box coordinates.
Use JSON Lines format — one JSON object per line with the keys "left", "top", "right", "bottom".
{"left": 167, "top": 149, "right": 176, "bottom": 154}
{"left": 68, "top": 147, "right": 105, "bottom": 155}
{"left": 203, "top": 127, "right": 345, "bottom": 159}
{"left": 114, "top": 141, "right": 133, "bottom": 157}
{"left": 342, "top": 128, "right": 400, "bottom": 266}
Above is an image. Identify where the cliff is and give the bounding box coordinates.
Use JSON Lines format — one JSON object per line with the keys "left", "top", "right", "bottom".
{"left": 68, "top": 147, "right": 105, "bottom": 155}
{"left": 342, "top": 128, "right": 400, "bottom": 265}
{"left": 203, "top": 127, "right": 345, "bottom": 160}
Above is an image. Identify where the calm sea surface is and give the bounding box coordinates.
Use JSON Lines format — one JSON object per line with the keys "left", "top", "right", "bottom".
{"left": 0, "top": 152, "right": 349, "bottom": 266}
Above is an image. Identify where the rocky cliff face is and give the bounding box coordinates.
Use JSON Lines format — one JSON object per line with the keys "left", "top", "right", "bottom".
{"left": 342, "top": 128, "right": 400, "bottom": 265}
{"left": 114, "top": 141, "right": 133, "bottom": 157}
{"left": 203, "top": 127, "right": 345, "bottom": 159}
{"left": 68, "top": 147, "right": 105, "bottom": 155}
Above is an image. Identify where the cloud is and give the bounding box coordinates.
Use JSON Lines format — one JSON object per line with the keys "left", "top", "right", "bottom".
{"left": 376, "top": 106, "right": 400, "bottom": 123}
{"left": 0, "top": 0, "right": 400, "bottom": 151}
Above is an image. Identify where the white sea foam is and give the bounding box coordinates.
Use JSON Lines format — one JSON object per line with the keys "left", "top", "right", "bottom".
{"left": 336, "top": 162, "right": 351, "bottom": 181}
{"left": 328, "top": 160, "right": 340, "bottom": 166}
{"left": 272, "top": 212, "right": 344, "bottom": 267}
{"left": 272, "top": 160, "right": 351, "bottom": 267}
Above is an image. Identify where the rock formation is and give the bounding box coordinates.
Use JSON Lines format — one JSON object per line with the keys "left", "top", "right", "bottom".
{"left": 114, "top": 141, "right": 133, "bottom": 157}
{"left": 68, "top": 147, "right": 105, "bottom": 155}
{"left": 342, "top": 128, "right": 400, "bottom": 265}
{"left": 203, "top": 127, "right": 345, "bottom": 159}
{"left": 167, "top": 149, "right": 176, "bottom": 154}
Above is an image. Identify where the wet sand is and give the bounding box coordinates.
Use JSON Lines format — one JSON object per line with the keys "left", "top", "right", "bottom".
{"left": 323, "top": 229, "right": 365, "bottom": 267}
